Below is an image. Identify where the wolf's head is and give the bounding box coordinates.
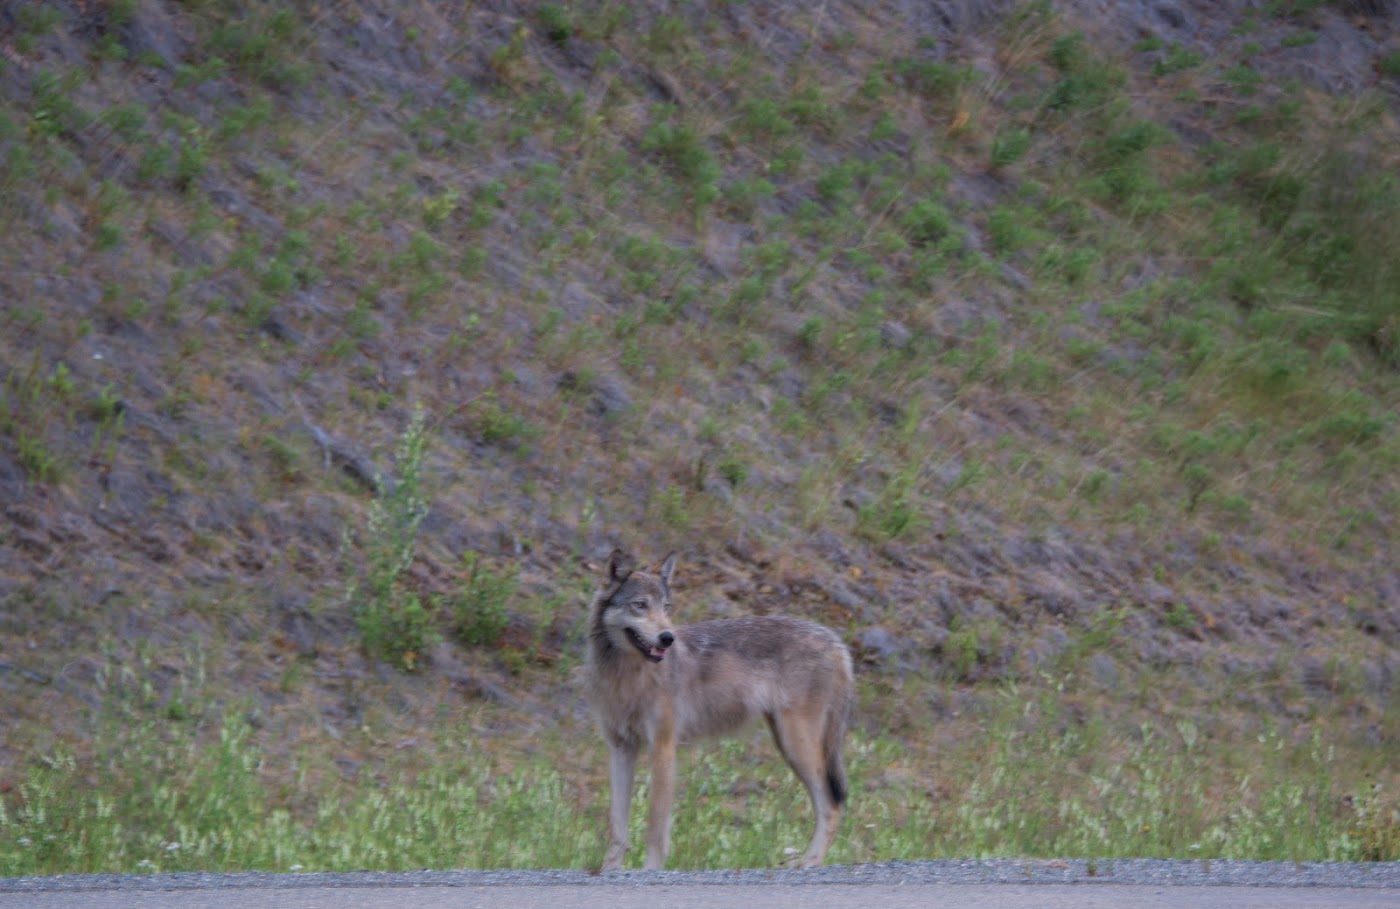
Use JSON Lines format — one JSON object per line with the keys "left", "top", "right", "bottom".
{"left": 592, "top": 549, "right": 678, "bottom": 663}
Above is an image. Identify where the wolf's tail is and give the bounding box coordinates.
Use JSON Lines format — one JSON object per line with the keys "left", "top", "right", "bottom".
{"left": 824, "top": 651, "right": 854, "bottom": 806}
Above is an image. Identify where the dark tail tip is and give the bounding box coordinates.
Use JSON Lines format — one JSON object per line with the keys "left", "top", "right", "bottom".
{"left": 827, "top": 768, "right": 847, "bottom": 806}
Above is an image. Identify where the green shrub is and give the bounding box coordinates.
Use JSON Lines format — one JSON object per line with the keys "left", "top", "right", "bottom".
{"left": 716, "top": 454, "right": 749, "bottom": 487}
{"left": 208, "top": 6, "right": 308, "bottom": 87}
{"left": 737, "top": 96, "right": 796, "bottom": 141}
{"left": 987, "top": 204, "right": 1039, "bottom": 256}
{"left": 641, "top": 113, "right": 720, "bottom": 208}
{"left": 535, "top": 4, "right": 574, "bottom": 45}
{"left": 1090, "top": 119, "right": 1171, "bottom": 210}
{"left": 1044, "top": 33, "right": 1125, "bottom": 113}
{"left": 450, "top": 552, "right": 516, "bottom": 647}
{"left": 893, "top": 58, "right": 976, "bottom": 99}
{"left": 815, "top": 161, "right": 862, "bottom": 207}
{"left": 347, "top": 409, "right": 440, "bottom": 671}
{"left": 467, "top": 393, "right": 540, "bottom": 450}
{"left": 1151, "top": 44, "right": 1203, "bottom": 76}
{"left": 990, "top": 127, "right": 1033, "bottom": 168}
{"left": 901, "top": 197, "right": 954, "bottom": 247}
{"left": 856, "top": 467, "right": 922, "bottom": 542}
{"left": 30, "top": 69, "right": 90, "bottom": 138}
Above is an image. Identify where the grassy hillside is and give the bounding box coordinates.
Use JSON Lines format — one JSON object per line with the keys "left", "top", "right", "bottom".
{"left": 1, "top": 0, "right": 1398, "bottom": 872}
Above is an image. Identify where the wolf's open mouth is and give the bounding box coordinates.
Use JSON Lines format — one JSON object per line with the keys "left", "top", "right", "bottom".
{"left": 625, "top": 627, "right": 667, "bottom": 663}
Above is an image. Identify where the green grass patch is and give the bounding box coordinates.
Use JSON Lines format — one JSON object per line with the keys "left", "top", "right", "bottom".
{"left": 4, "top": 688, "right": 1395, "bottom": 875}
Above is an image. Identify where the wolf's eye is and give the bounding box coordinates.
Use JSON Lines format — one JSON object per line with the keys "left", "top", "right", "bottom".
{"left": 631, "top": 600, "right": 649, "bottom": 611}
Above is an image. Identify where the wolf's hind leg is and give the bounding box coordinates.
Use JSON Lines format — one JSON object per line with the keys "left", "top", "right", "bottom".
{"left": 768, "top": 709, "right": 839, "bottom": 868}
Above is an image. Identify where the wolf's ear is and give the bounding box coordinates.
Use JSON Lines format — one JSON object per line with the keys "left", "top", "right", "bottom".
{"left": 606, "top": 548, "right": 633, "bottom": 584}
{"left": 659, "top": 552, "right": 678, "bottom": 588}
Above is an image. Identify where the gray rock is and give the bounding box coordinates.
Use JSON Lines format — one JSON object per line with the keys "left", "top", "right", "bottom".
{"left": 879, "top": 320, "right": 913, "bottom": 349}
{"left": 857, "top": 626, "right": 900, "bottom": 664}
{"left": 1090, "top": 652, "right": 1120, "bottom": 688}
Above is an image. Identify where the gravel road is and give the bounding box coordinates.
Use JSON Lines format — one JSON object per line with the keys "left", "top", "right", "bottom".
{"left": 3, "top": 861, "right": 1398, "bottom": 908}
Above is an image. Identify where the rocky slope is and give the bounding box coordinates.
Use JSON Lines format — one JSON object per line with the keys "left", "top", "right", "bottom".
{"left": 1, "top": 0, "right": 1398, "bottom": 779}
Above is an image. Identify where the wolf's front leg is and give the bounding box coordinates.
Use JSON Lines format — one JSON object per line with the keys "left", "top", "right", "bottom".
{"left": 643, "top": 723, "right": 677, "bottom": 871}
{"left": 601, "top": 740, "right": 639, "bottom": 872}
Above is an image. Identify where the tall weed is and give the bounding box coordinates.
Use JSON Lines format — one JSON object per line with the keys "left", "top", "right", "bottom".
{"left": 345, "top": 408, "right": 439, "bottom": 671}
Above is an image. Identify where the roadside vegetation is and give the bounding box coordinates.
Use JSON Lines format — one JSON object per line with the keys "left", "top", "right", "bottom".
{"left": 1, "top": 0, "right": 1396, "bottom": 872}
{"left": 2, "top": 677, "right": 1395, "bottom": 875}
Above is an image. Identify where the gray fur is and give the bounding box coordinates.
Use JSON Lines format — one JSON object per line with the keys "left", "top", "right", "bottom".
{"left": 585, "top": 550, "right": 854, "bottom": 871}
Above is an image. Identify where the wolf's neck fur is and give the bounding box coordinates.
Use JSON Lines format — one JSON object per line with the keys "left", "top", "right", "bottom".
{"left": 587, "top": 585, "right": 628, "bottom": 671}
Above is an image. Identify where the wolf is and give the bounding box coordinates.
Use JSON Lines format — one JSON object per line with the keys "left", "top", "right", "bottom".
{"left": 584, "top": 549, "right": 855, "bottom": 871}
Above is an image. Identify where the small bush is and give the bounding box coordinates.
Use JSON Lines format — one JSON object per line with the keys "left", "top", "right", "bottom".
{"left": 641, "top": 113, "right": 720, "bottom": 208}
{"left": 450, "top": 552, "right": 516, "bottom": 647}
{"left": 987, "top": 204, "right": 1039, "bottom": 256}
{"left": 856, "top": 467, "right": 923, "bottom": 542}
{"left": 1151, "top": 44, "right": 1203, "bottom": 76}
{"left": 208, "top": 6, "right": 308, "bottom": 88}
{"left": 348, "top": 408, "right": 441, "bottom": 671}
{"left": 716, "top": 454, "right": 749, "bottom": 487}
{"left": 737, "top": 96, "right": 796, "bottom": 142}
{"left": 901, "top": 197, "right": 955, "bottom": 247}
{"left": 1043, "top": 33, "right": 1125, "bottom": 113}
{"left": 1305, "top": 408, "right": 1386, "bottom": 449}
{"left": 990, "top": 127, "right": 1033, "bottom": 168}
{"left": 535, "top": 5, "right": 574, "bottom": 45}
{"left": 467, "top": 393, "right": 541, "bottom": 450}
{"left": 944, "top": 625, "right": 980, "bottom": 681}
{"left": 893, "top": 58, "right": 976, "bottom": 99}
{"left": 1089, "top": 119, "right": 1171, "bottom": 210}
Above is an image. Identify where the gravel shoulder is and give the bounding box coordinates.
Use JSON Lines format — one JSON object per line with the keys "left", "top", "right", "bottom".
{"left": 3, "top": 859, "right": 1399, "bottom": 893}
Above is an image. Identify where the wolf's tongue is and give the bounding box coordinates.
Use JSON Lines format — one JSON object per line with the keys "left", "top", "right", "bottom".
{"left": 650, "top": 647, "right": 666, "bottom": 660}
